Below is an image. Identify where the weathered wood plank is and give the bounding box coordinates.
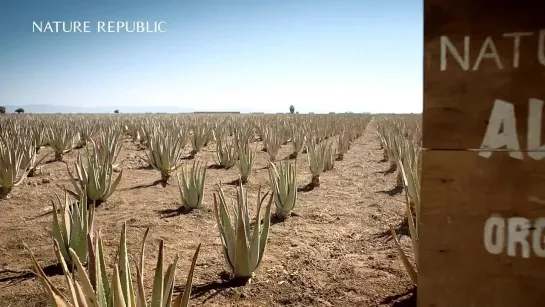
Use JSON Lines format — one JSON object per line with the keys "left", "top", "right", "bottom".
{"left": 423, "top": 0, "right": 545, "bottom": 150}
{"left": 419, "top": 149, "right": 545, "bottom": 306}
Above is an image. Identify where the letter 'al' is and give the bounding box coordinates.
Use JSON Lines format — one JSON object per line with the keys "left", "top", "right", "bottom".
{"left": 479, "top": 99, "right": 523, "bottom": 159}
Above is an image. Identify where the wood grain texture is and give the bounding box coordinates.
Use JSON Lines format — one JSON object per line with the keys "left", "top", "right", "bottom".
{"left": 423, "top": 1, "right": 545, "bottom": 150}
{"left": 419, "top": 150, "right": 545, "bottom": 306}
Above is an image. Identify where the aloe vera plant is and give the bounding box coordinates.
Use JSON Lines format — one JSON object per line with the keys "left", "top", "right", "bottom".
{"left": 19, "top": 137, "right": 37, "bottom": 175}
{"left": 0, "top": 136, "right": 33, "bottom": 199}
{"left": 262, "top": 126, "right": 281, "bottom": 161}
{"left": 145, "top": 126, "right": 185, "bottom": 187}
{"left": 289, "top": 125, "right": 305, "bottom": 159}
{"left": 236, "top": 141, "right": 255, "bottom": 184}
{"left": 51, "top": 189, "right": 94, "bottom": 266}
{"left": 77, "top": 119, "right": 99, "bottom": 148}
{"left": 390, "top": 142, "right": 420, "bottom": 285}
{"left": 176, "top": 160, "right": 207, "bottom": 210}
{"left": 25, "top": 223, "right": 201, "bottom": 307}
{"left": 214, "top": 128, "right": 238, "bottom": 169}
{"left": 189, "top": 124, "right": 210, "bottom": 156}
{"left": 66, "top": 144, "right": 123, "bottom": 206}
{"left": 306, "top": 138, "right": 326, "bottom": 187}
{"left": 32, "top": 122, "right": 49, "bottom": 153}
{"left": 213, "top": 182, "right": 273, "bottom": 281}
{"left": 336, "top": 129, "right": 350, "bottom": 161}
{"left": 322, "top": 141, "right": 335, "bottom": 172}
{"left": 48, "top": 121, "right": 77, "bottom": 161}
{"left": 93, "top": 128, "right": 123, "bottom": 168}
{"left": 268, "top": 160, "right": 297, "bottom": 221}
{"left": 27, "top": 152, "right": 51, "bottom": 177}
{"left": 389, "top": 194, "right": 418, "bottom": 285}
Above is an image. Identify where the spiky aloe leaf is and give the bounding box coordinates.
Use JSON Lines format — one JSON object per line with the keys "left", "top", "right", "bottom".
{"left": 390, "top": 225, "right": 417, "bottom": 284}
{"left": 174, "top": 243, "right": 201, "bottom": 307}
{"left": 176, "top": 160, "right": 206, "bottom": 209}
{"left": 69, "top": 248, "right": 98, "bottom": 306}
{"left": 51, "top": 189, "right": 93, "bottom": 267}
{"left": 24, "top": 243, "right": 71, "bottom": 305}
{"left": 117, "top": 223, "right": 135, "bottom": 306}
{"left": 268, "top": 161, "right": 297, "bottom": 220}
{"left": 213, "top": 183, "right": 273, "bottom": 279}
{"left": 135, "top": 228, "right": 150, "bottom": 307}
{"left": 150, "top": 240, "right": 164, "bottom": 307}
{"left": 27, "top": 221, "right": 200, "bottom": 307}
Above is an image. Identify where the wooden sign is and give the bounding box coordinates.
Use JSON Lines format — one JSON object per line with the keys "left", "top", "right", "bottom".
{"left": 421, "top": 1, "right": 545, "bottom": 306}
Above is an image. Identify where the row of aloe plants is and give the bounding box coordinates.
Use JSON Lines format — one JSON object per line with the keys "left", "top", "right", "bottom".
{"left": 0, "top": 114, "right": 371, "bottom": 202}
{"left": 0, "top": 113, "right": 372, "bottom": 305}
{"left": 26, "top": 179, "right": 274, "bottom": 306}
{"left": 25, "top": 156, "right": 325, "bottom": 306}
{"left": 376, "top": 115, "right": 421, "bottom": 285}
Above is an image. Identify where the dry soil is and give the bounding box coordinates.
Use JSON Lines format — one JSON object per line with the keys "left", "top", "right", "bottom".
{"left": 0, "top": 121, "right": 416, "bottom": 306}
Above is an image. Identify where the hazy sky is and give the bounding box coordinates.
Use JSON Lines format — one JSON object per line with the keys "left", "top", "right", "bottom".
{"left": 0, "top": 0, "right": 422, "bottom": 113}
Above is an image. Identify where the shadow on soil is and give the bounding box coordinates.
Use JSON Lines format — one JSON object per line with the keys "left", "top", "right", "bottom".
{"left": 225, "top": 178, "right": 243, "bottom": 186}
{"left": 376, "top": 185, "right": 404, "bottom": 196}
{"left": 297, "top": 183, "right": 315, "bottom": 193}
{"left": 380, "top": 286, "right": 417, "bottom": 307}
{"left": 135, "top": 164, "right": 154, "bottom": 170}
{"left": 44, "top": 159, "right": 65, "bottom": 165}
{"left": 375, "top": 218, "right": 410, "bottom": 242}
{"left": 0, "top": 263, "right": 63, "bottom": 287}
{"left": 155, "top": 206, "right": 194, "bottom": 218}
{"left": 124, "top": 179, "right": 163, "bottom": 190}
{"left": 174, "top": 271, "right": 248, "bottom": 303}
{"left": 207, "top": 164, "right": 225, "bottom": 170}
{"left": 250, "top": 212, "right": 300, "bottom": 228}
{"left": 26, "top": 209, "right": 55, "bottom": 221}
{"left": 374, "top": 164, "right": 397, "bottom": 175}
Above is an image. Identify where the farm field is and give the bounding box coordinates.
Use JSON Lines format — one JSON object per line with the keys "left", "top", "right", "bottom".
{"left": 0, "top": 114, "right": 419, "bottom": 307}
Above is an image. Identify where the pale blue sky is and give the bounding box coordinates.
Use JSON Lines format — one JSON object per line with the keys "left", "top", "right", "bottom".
{"left": 0, "top": 0, "right": 422, "bottom": 113}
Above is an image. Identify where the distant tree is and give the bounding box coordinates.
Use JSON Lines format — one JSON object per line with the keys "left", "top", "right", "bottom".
{"left": 289, "top": 105, "right": 295, "bottom": 114}
{"left": 15, "top": 108, "right": 24, "bottom": 114}
{"left": 296, "top": 111, "right": 299, "bottom": 114}
{"left": 0, "top": 106, "right": 5, "bottom": 114}
{"left": 114, "top": 109, "right": 119, "bottom": 114}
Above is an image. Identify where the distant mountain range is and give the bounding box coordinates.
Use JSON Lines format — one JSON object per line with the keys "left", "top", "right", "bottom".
{"left": 0, "top": 104, "right": 196, "bottom": 114}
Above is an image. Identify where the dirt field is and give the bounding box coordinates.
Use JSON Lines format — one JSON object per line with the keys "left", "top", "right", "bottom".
{"left": 0, "top": 120, "right": 416, "bottom": 306}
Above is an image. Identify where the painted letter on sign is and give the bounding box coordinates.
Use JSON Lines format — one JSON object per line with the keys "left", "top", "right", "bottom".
{"left": 484, "top": 216, "right": 545, "bottom": 258}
